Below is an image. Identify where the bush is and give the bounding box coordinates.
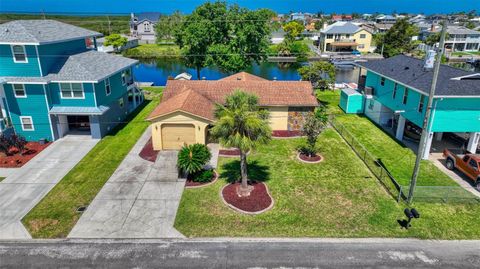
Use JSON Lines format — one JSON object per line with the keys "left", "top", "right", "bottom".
{"left": 10, "top": 134, "right": 27, "bottom": 155}
{"left": 190, "top": 169, "right": 215, "bottom": 183}
{"left": 177, "top": 143, "right": 212, "bottom": 176}
{"left": 0, "top": 134, "right": 10, "bottom": 156}
{"left": 298, "top": 145, "right": 317, "bottom": 157}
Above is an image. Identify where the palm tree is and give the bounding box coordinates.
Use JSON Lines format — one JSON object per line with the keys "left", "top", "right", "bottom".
{"left": 211, "top": 90, "right": 271, "bottom": 196}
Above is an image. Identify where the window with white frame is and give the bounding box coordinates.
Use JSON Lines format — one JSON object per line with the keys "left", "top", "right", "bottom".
{"left": 121, "top": 71, "right": 127, "bottom": 85}
{"left": 360, "top": 34, "right": 366, "bottom": 39}
{"left": 418, "top": 95, "right": 425, "bottom": 112}
{"left": 392, "top": 83, "right": 397, "bottom": 99}
{"left": 144, "top": 22, "right": 151, "bottom": 32}
{"left": 380, "top": 77, "right": 386, "bottom": 86}
{"left": 60, "top": 83, "right": 84, "bottom": 99}
{"left": 13, "top": 84, "right": 26, "bottom": 98}
{"left": 358, "top": 44, "right": 365, "bottom": 49}
{"left": 402, "top": 88, "right": 409, "bottom": 105}
{"left": 11, "top": 45, "right": 27, "bottom": 63}
{"left": 105, "top": 78, "right": 111, "bottom": 96}
{"left": 20, "top": 116, "right": 34, "bottom": 131}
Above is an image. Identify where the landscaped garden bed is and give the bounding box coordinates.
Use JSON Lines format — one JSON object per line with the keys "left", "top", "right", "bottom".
{"left": 185, "top": 169, "right": 218, "bottom": 188}
{"left": 272, "top": 130, "right": 302, "bottom": 138}
{"left": 139, "top": 137, "right": 159, "bottom": 162}
{"left": 221, "top": 182, "right": 273, "bottom": 214}
{"left": 297, "top": 152, "right": 323, "bottom": 163}
{"left": 0, "top": 136, "right": 50, "bottom": 168}
{"left": 219, "top": 148, "right": 250, "bottom": 157}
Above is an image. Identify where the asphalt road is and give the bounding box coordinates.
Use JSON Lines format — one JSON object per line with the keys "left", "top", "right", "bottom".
{"left": 0, "top": 238, "right": 479, "bottom": 268}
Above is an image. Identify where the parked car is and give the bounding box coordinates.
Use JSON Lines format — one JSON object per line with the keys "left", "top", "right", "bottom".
{"left": 443, "top": 148, "right": 480, "bottom": 191}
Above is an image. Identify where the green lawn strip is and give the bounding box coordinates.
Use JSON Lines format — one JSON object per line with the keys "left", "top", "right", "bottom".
{"left": 22, "top": 95, "right": 161, "bottom": 238}
{"left": 0, "top": 177, "right": 4, "bottom": 182}
{"left": 317, "top": 90, "right": 456, "bottom": 187}
{"left": 123, "top": 44, "right": 181, "bottom": 58}
{"left": 141, "top": 86, "right": 165, "bottom": 96}
{"left": 175, "top": 130, "right": 480, "bottom": 239}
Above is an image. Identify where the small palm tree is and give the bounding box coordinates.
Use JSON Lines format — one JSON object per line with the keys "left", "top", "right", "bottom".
{"left": 211, "top": 90, "right": 271, "bottom": 196}
{"left": 177, "top": 143, "right": 211, "bottom": 177}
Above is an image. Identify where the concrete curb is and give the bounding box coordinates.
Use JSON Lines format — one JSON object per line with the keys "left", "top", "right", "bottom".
{"left": 219, "top": 182, "right": 274, "bottom": 215}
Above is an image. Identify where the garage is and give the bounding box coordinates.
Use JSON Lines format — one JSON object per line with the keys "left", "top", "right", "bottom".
{"left": 161, "top": 124, "right": 196, "bottom": 150}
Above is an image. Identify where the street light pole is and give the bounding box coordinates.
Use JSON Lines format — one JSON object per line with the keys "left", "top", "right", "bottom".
{"left": 407, "top": 21, "right": 447, "bottom": 204}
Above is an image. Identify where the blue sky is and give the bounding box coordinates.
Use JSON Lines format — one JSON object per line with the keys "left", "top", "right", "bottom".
{"left": 0, "top": 0, "right": 479, "bottom": 15}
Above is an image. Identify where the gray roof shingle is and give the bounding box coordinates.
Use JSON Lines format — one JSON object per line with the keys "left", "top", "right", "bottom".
{"left": 0, "top": 20, "right": 102, "bottom": 44}
{"left": 357, "top": 55, "right": 480, "bottom": 97}
{"left": 321, "top": 22, "right": 361, "bottom": 34}
{"left": 1, "top": 50, "right": 138, "bottom": 83}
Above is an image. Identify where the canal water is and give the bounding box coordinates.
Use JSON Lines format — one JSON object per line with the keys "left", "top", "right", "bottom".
{"left": 132, "top": 58, "right": 359, "bottom": 86}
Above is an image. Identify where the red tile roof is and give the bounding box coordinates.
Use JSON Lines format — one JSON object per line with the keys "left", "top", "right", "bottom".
{"left": 147, "top": 72, "right": 318, "bottom": 121}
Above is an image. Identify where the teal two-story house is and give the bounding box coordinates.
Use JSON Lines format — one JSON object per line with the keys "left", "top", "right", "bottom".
{"left": 340, "top": 55, "right": 480, "bottom": 159}
{"left": 0, "top": 20, "right": 144, "bottom": 141}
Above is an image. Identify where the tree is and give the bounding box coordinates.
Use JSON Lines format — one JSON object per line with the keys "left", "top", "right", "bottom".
{"left": 298, "top": 61, "right": 336, "bottom": 90}
{"left": 104, "top": 34, "right": 127, "bottom": 52}
{"left": 283, "top": 21, "right": 304, "bottom": 42}
{"left": 425, "top": 31, "right": 450, "bottom": 46}
{"left": 374, "top": 18, "right": 420, "bottom": 58}
{"left": 10, "top": 134, "right": 27, "bottom": 156}
{"left": 210, "top": 91, "right": 271, "bottom": 196}
{"left": 301, "top": 107, "right": 328, "bottom": 157}
{"left": 177, "top": 143, "right": 211, "bottom": 177}
{"left": 465, "top": 21, "right": 476, "bottom": 29}
{"left": 174, "top": 1, "right": 272, "bottom": 78}
{"left": 155, "top": 11, "right": 183, "bottom": 43}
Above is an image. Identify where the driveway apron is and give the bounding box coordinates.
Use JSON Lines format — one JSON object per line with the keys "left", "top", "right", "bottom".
{"left": 0, "top": 135, "right": 98, "bottom": 239}
{"left": 69, "top": 127, "right": 186, "bottom": 238}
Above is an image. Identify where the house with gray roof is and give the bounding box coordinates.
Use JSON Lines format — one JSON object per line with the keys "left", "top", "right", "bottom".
{"left": 130, "top": 12, "right": 161, "bottom": 44}
{"left": 421, "top": 25, "right": 480, "bottom": 52}
{"left": 0, "top": 20, "right": 144, "bottom": 141}
{"left": 340, "top": 55, "right": 480, "bottom": 159}
{"left": 319, "top": 22, "right": 373, "bottom": 53}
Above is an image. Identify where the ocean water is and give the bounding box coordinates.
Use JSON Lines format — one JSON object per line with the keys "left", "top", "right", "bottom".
{"left": 1, "top": 0, "right": 479, "bottom": 15}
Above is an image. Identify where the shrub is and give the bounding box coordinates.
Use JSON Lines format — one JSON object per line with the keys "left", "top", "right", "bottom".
{"left": 301, "top": 107, "right": 328, "bottom": 157}
{"left": 191, "top": 169, "right": 215, "bottom": 183}
{"left": 177, "top": 143, "right": 211, "bottom": 176}
{"left": 0, "top": 134, "right": 11, "bottom": 156}
{"left": 10, "top": 134, "right": 27, "bottom": 155}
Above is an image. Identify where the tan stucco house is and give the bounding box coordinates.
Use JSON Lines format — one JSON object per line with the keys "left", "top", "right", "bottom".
{"left": 319, "top": 21, "right": 373, "bottom": 53}
{"left": 147, "top": 72, "right": 318, "bottom": 150}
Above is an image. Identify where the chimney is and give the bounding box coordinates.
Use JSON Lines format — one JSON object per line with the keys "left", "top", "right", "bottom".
{"left": 130, "top": 12, "right": 134, "bottom": 19}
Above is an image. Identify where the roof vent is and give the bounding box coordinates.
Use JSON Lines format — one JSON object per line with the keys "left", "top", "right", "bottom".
{"left": 237, "top": 77, "right": 242, "bottom": 80}
{"left": 5, "top": 28, "right": 9, "bottom": 33}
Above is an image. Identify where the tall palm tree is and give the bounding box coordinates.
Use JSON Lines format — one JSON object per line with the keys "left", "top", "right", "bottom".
{"left": 211, "top": 90, "right": 271, "bottom": 196}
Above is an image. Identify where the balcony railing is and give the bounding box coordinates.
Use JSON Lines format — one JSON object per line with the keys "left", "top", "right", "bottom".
{"left": 334, "top": 38, "right": 356, "bottom": 43}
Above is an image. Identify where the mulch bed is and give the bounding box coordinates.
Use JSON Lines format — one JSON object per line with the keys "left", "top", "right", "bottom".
{"left": 0, "top": 142, "right": 51, "bottom": 168}
{"left": 139, "top": 137, "right": 159, "bottom": 162}
{"left": 272, "top": 130, "right": 302, "bottom": 138}
{"left": 219, "top": 148, "right": 241, "bottom": 156}
{"left": 185, "top": 170, "right": 218, "bottom": 188}
{"left": 221, "top": 182, "right": 273, "bottom": 214}
{"left": 297, "top": 152, "right": 323, "bottom": 163}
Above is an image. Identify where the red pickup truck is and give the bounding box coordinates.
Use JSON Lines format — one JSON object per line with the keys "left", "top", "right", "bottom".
{"left": 443, "top": 149, "right": 480, "bottom": 191}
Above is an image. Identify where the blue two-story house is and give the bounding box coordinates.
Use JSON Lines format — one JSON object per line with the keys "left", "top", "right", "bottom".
{"left": 340, "top": 55, "right": 480, "bottom": 159}
{"left": 0, "top": 20, "right": 144, "bottom": 141}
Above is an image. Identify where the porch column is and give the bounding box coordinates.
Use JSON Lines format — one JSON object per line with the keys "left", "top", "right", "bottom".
{"left": 421, "top": 132, "right": 434, "bottom": 160}
{"left": 396, "top": 115, "right": 406, "bottom": 141}
{"left": 435, "top": 132, "right": 443, "bottom": 141}
{"left": 467, "top": 132, "right": 480, "bottom": 154}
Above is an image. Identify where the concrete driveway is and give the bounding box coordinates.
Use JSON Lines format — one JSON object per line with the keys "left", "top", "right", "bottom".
{"left": 69, "top": 128, "right": 186, "bottom": 238}
{"left": 0, "top": 135, "right": 98, "bottom": 239}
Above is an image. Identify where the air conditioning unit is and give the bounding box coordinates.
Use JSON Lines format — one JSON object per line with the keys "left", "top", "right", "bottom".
{"left": 364, "top": 86, "right": 374, "bottom": 96}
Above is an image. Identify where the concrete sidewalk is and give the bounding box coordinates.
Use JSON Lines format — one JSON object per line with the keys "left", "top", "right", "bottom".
{"left": 69, "top": 128, "right": 186, "bottom": 238}
{"left": 0, "top": 135, "right": 98, "bottom": 239}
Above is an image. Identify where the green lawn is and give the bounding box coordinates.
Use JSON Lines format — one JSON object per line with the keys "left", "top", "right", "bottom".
{"left": 123, "top": 44, "right": 181, "bottom": 58}
{"left": 0, "top": 177, "right": 4, "bottom": 182}
{"left": 451, "top": 51, "right": 480, "bottom": 56}
{"left": 175, "top": 130, "right": 480, "bottom": 239}
{"left": 317, "top": 90, "right": 456, "bottom": 187}
{"left": 22, "top": 92, "right": 162, "bottom": 238}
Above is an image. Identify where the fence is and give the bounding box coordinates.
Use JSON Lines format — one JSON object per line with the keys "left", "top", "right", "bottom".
{"left": 330, "top": 117, "right": 480, "bottom": 204}
{"left": 330, "top": 117, "right": 407, "bottom": 202}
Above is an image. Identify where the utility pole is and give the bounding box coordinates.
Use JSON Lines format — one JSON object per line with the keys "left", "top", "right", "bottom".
{"left": 407, "top": 21, "right": 447, "bottom": 204}
{"left": 107, "top": 15, "right": 112, "bottom": 35}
